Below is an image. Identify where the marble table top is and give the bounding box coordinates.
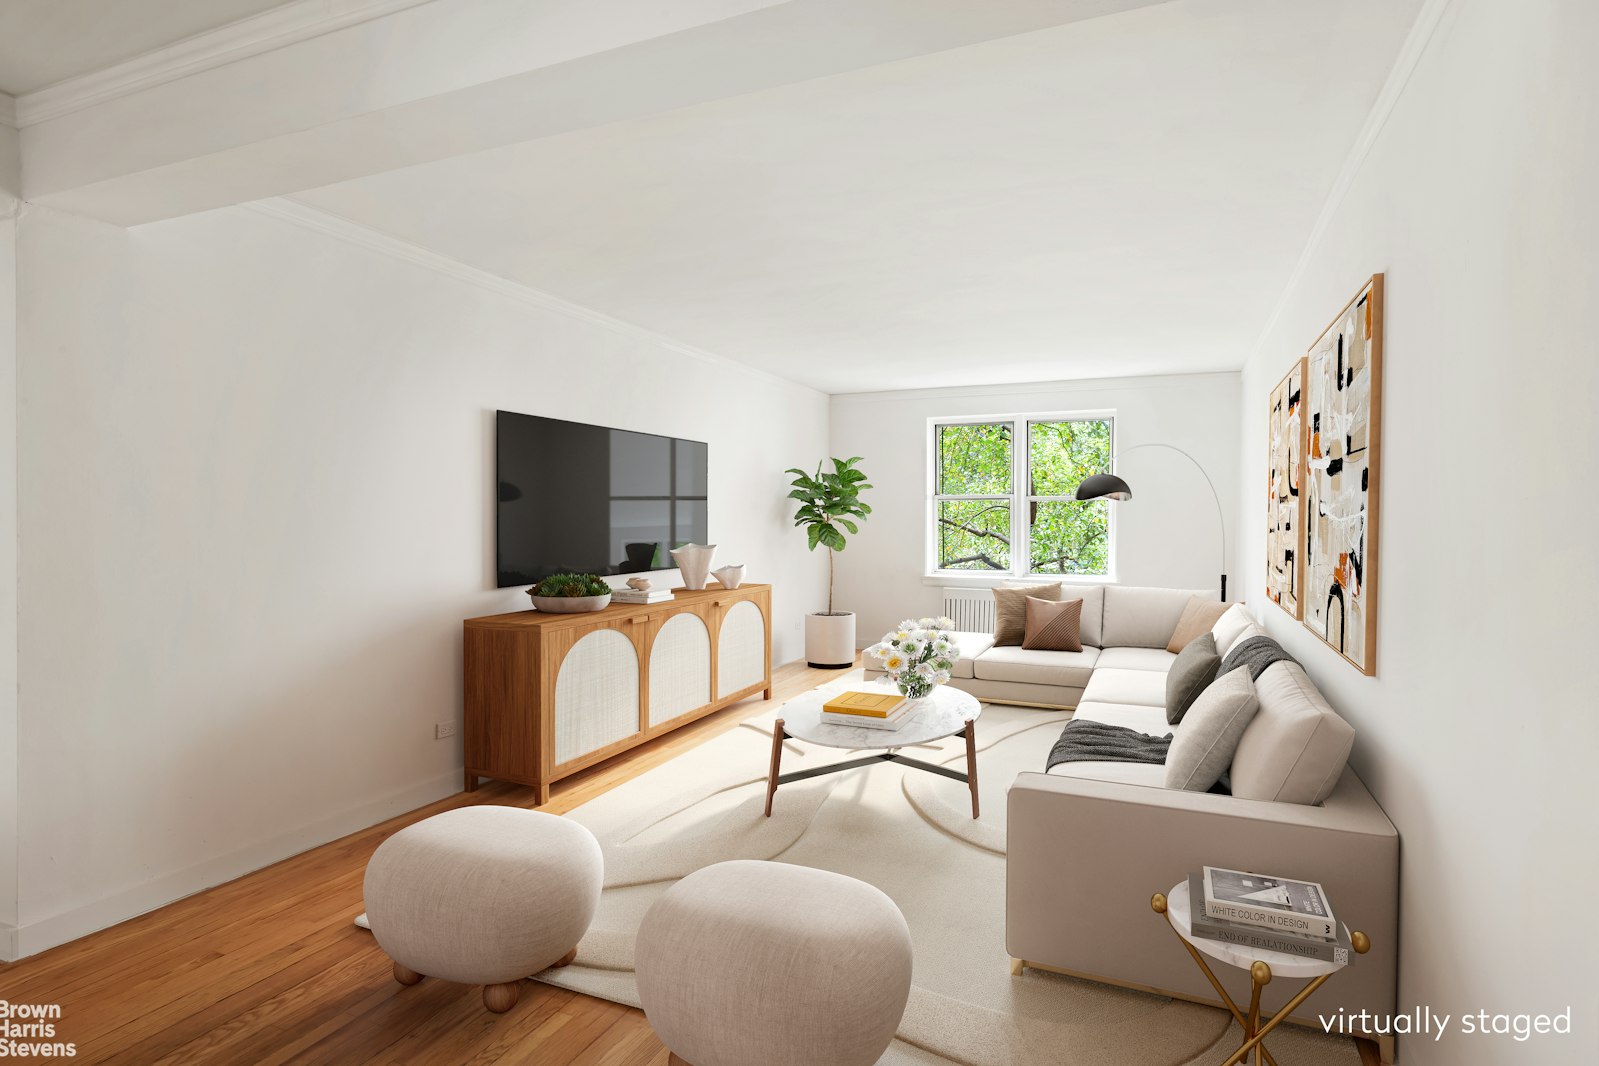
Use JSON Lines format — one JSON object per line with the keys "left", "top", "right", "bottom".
{"left": 780, "top": 679, "right": 981, "bottom": 750}
{"left": 1166, "top": 880, "right": 1348, "bottom": 979}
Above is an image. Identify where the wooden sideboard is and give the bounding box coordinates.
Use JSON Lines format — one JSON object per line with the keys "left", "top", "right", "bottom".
{"left": 463, "top": 584, "right": 773, "bottom": 803}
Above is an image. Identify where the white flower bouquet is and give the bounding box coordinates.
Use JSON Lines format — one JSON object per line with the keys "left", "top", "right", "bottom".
{"left": 867, "top": 616, "right": 958, "bottom": 700}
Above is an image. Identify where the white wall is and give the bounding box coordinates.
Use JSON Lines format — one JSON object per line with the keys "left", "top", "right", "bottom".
{"left": 830, "top": 373, "right": 1239, "bottom": 641}
{"left": 8, "top": 201, "right": 828, "bottom": 958}
{"left": 1235, "top": 1, "right": 1599, "bottom": 1061}
{"left": 0, "top": 187, "right": 17, "bottom": 954}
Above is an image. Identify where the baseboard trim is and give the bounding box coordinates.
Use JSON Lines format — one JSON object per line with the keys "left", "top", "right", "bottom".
{"left": 11, "top": 769, "right": 461, "bottom": 959}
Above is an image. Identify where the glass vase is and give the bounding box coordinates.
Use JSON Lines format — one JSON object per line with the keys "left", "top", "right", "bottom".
{"left": 896, "top": 676, "right": 933, "bottom": 701}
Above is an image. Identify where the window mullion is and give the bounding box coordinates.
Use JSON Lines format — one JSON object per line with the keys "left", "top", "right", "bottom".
{"left": 1012, "top": 419, "right": 1026, "bottom": 577}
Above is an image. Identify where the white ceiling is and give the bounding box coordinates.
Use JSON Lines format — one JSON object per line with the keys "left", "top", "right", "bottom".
{"left": 297, "top": 0, "right": 1420, "bottom": 394}
{"left": 0, "top": 0, "right": 296, "bottom": 95}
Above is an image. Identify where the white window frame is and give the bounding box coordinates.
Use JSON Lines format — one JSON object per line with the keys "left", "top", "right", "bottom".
{"left": 924, "top": 410, "right": 1117, "bottom": 585}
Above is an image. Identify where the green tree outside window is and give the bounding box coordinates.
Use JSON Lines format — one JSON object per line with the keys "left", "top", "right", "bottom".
{"left": 932, "top": 417, "right": 1112, "bottom": 576}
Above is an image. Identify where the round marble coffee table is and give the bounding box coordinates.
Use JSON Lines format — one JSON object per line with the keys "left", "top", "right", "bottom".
{"left": 764, "top": 681, "right": 983, "bottom": 819}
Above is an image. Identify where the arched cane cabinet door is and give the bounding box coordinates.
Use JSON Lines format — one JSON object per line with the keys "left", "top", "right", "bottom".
{"left": 554, "top": 629, "right": 640, "bottom": 764}
{"left": 649, "top": 613, "right": 712, "bottom": 726}
{"left": 717, "top": 600, "right": 765, "bottom": 697}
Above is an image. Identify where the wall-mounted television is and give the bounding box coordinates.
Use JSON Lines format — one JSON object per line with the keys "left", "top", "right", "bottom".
{"left": 496, "top": 410, "right": 708, "bottom": 587}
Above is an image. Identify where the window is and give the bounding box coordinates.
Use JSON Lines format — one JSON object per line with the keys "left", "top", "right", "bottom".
{"left": 930, "top": 415, "right": 1114, "bottom": 578}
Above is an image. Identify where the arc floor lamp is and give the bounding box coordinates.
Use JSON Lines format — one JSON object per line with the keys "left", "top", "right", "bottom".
{"left": 1074, "top": 443, "right": 1228, "bottom": 602}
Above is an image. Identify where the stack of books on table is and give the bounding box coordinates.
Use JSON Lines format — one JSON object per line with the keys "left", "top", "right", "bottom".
{"left": 819, "top": 690, "right": 909, "bottom": 730}
{"left": 610, "top": 588, "right": 673, "bottom": 605}
{"left": 1188, "top": 866, "right": 1352, "bottom": 965}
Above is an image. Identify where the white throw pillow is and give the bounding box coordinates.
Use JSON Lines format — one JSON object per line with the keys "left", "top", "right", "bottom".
{"left": 1210, "top": 604, "right": 1256, "bottom": 657}
{"left": 1164, "top": 667, "right": 1260, "bottom": 792}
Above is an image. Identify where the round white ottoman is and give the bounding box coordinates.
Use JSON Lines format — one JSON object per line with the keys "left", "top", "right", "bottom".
{"left": 636, "top": 860, "right": 913, "bottom": 1066}
{"left": 363, "top": 805, "right": 602, "bottom": 1013}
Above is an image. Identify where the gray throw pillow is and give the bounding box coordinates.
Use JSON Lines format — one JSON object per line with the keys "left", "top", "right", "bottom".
{"left": 1164, "top": 667, "right": 1261, "bottom": 793}
{"left": 1165, "top": 632, "right": 1220, "bottom": 726}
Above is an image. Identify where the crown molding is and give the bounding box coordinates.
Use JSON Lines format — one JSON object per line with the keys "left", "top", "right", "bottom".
{"left": 13, "top": 0, "right": 439, "bottom": 128}
{"left": 0, "top": 93, "right": 16, "bottom": 129}
{"left": 1246, "top": 0, "right": 1453, "bottom": 365}
{"left": 245, "top": 198, "right": 819, "bottom": 396}
{"left": 829, "top": 370, "right": 1240, "bottom": 405}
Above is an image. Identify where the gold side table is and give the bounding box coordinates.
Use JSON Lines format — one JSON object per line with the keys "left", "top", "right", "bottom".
{"left": 1153, "top": 880, "right": 1370, "bottom": 1066}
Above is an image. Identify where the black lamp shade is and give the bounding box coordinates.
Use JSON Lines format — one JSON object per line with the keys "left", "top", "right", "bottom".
{"left": 1075, "top": 473, "right": 1133, "bottom": 502}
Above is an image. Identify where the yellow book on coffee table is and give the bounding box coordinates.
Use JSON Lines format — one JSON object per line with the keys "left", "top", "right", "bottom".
{"left": 822, "top": 691, "right": 907, "bottom": 718}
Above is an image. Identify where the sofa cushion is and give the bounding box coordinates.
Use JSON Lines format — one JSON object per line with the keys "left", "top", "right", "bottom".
{"left": 1045, "top": 760, "right": 1167, "bottom": 786}
{"left": 1102, "top": 586, "right": 1213, "bottom": 649}
{"left": 1079, "top": 667, "right": 1168, "bottom": 709}
{"left": 1094, "top": 647, "right": 1177, "bottom": 672}
{"left": 1231, "top": 661, "right": 1356, "bottom": 805}
{"left": 1022, "top": 596, "right": 1083, "bottom": 651}
{"left": 1054, "top": 585, "right": 1106, "bottom": 648}
{"left": 1069, "top": 700, "right": 1171, "bottom": 735}
{"left": 1167, "top": 597, "right": 1233, "bottom": 653}
{"left": 1165, "top": 633, "right": 1221, "bottom": 726}
{"left": 973, "top": 645, "right": 1099, "bottom": 688}
{"left": 992, "top": 583, "right": 1061, "bottom": 646}
{"left": 1164, "top": 667, "right": 1260, "bottom": 792}
{"left": 867, "top": 631, "right": 992, "bottom": 679}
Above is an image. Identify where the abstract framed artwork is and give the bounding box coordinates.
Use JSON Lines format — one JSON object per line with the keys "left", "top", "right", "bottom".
{"left": 1302, "top": 274, "right": 1383, "bottom": 675}
{"left": 1266, "top": 358, "right": 1306, "bottom": 618}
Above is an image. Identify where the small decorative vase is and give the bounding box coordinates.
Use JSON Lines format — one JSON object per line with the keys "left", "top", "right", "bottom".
{"left": 711, "top": 564, "right": 745, "bottom": 589}
{"left": 670, "top": 543, "right": 717, "bottom": 590}
{"left": 896, "top": 676, "right": 934, "bottom": 701}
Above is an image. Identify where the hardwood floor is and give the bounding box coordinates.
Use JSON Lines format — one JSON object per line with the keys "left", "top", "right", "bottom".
{"left": 0, "top": 659, "right": 846, "bottom": 1065}
{"left": 0, "top": 655, "right": 1382, "bottom": 1065}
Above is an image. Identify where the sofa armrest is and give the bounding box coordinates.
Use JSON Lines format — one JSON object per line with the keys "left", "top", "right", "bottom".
{"left": 1006, "top": 768, "right": 1398, "bottom": 1031}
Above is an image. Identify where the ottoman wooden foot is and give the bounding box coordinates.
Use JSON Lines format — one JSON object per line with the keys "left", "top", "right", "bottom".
{"left": 393, "top": 961, "right": 423, "bottom": 986}
{"left": 483, "top": 981, "right": 521, "bottom": 1013}
{"left": 551, "top": 947, "right": 578, "bottom": 969}
{"left": 668, "top": 1055, "right": 694, "bottom": 1066}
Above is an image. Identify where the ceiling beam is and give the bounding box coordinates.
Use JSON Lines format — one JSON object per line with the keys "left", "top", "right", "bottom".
{"left": 18, "top": 0, "right": 1163, "bottom": 226}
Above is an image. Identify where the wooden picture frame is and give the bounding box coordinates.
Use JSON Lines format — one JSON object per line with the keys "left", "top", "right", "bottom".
{"left": 1266, "top": 357, "right": 1307, "bottom": 618}
{"left": 1301, "top": 274, "right": 1383, "bottom": 674}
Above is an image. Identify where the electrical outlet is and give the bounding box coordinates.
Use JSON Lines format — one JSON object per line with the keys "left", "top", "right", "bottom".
{"left": 435, "top": 721, "right": 457, "bottom": 740}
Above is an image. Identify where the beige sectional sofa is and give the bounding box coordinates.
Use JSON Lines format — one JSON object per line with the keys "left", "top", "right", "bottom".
{"left": 870, "top": 585, "right": 1401, "bottom": 1061}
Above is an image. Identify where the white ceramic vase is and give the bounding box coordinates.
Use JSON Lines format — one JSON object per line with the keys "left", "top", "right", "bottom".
{"left": 711, "top": 564, "right": 745, "bottom": 589}
{"left": 670, "top": 543, "right": 717, "bottom": 590}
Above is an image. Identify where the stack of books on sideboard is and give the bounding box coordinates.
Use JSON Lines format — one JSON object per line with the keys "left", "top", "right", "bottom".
{"left": 1189, "top": 866, "right": 1352, "bottom": 965}
{"left": 820, "top": 690, "right": 909, "bottom": 730}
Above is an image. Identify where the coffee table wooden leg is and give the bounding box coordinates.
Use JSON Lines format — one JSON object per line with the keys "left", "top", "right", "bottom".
{"left": 965, "top": 720, "right": 979, "bottom": 819}
{"left": 765, "top": 719, "right": 785, "bottom": 817}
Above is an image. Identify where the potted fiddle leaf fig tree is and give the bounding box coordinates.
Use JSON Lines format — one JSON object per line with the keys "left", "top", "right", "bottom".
{"left": 786, "top": 456, "right": 872, "bottom": 668}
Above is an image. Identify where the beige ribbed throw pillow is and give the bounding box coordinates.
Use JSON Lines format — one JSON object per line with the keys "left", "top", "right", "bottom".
{"left": 992, "top": 583, "right": 1061, "bottom": 646}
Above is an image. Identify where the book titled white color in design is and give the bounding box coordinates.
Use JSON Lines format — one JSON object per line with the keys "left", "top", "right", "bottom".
{"left": 1201, "top": 866, "right": 1336, "bottom": 940}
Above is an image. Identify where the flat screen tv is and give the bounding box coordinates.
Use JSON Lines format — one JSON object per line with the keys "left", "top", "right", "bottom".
{"left": 496, "top": 410, "right": 708, "bottom": 587}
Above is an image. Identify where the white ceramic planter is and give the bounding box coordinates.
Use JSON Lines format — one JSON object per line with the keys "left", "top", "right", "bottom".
{"left": 528, "top": 593, "right": 612, "bottom": 613}
{"left": 805, "top": 612, "right": 856, "bottom": 669}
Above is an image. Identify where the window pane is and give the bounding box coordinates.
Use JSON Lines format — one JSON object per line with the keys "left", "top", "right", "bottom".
{"left": 937, "top": 500, "right": 1011, "bottom": 571}
{"left": 937, "top": 423, "right": 1011, "bottom": 495}
{"left": 1028, "top": 419, "right": 1111, "bottom": 497}
{"left": 1028, "top": 500, "right": 1110, "bottom": 575}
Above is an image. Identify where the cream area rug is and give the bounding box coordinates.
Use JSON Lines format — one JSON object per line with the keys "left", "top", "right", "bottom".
{"left": 534, "top": 672, "right": 1360, "bottom": 1066}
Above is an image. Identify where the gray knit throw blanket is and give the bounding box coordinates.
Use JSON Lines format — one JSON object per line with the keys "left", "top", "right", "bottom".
{"left": 1045, "top": 719, "right": 1171, "bottom": 770}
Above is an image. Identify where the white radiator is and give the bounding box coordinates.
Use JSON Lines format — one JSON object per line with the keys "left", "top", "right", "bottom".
{"left": 941, "top": 588, "right": 995, "bottom": 634}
